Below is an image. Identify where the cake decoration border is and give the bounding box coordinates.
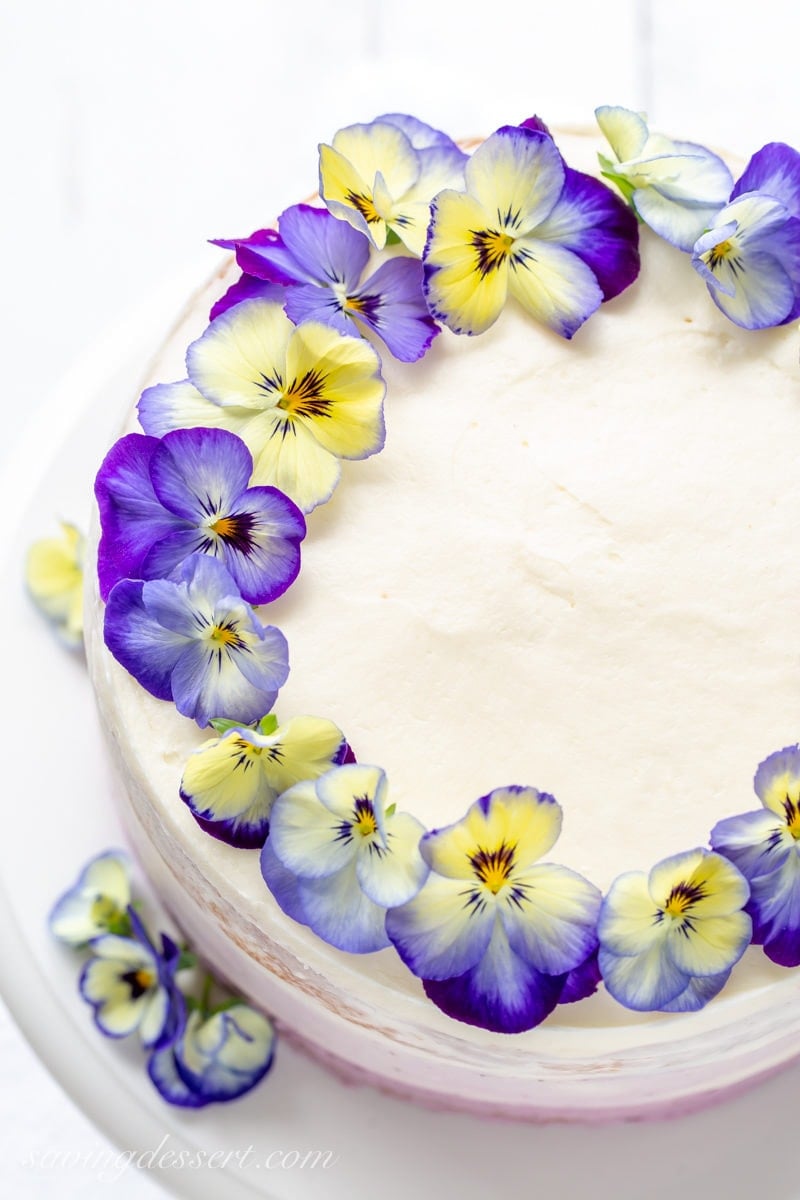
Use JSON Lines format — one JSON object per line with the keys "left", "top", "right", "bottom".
{"left": 29, "top": 107, "right": 800, "bottom": 1059}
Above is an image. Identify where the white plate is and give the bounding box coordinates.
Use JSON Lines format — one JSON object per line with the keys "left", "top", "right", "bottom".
{"left": 2, "top": 291, "right": 800, "bottom": 1200}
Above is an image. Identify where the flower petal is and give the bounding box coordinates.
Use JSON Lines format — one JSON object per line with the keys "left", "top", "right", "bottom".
{"left": 634, "top": 187, "right": 727, "bottom": 253}
{"left": 749, "top": 856, "right": 800, "bottom": 966}
{"left": 187, "top": 300, "right": 292, "bottom": 410}
{"left": 421, "top": 786, "right": 562, "bottom": 880}
{"left": 665, "top": 910, "right": 751, "bottom": 977}
{"left": 732, "top": 142, "right": 800, "bottom": 217}
{"left": 298, "top": 859, "right": 391, "bottom": 952}
{"left": 150, "top": 428, "right": 252, "bottom": 521}
{"left": 423, "top": 189, "right": 510, "bottom": 335}
{"left": 423, "top": 922, "right": 565, "bottom": 1034}
{"left": 356, "top": 810, "right": 428, "bottom": 908}
{"left": 137, "top": 380, "right": 240, "bottom": 438}
{"left": 103, "top": 579, "right": 188, "bottom": 701}
{"left": 711, "top": 808, "right": 795, "bottom": 880}
{"left": 535, "top": 167, "right": 639, "bottom": 299}
{"left": 595, "top": 105, "right": 649, "bottom": 163}
{"left": 247, "top": 410, "right": 341, "bottom": 513}
{"left": 599, "top": 942, "right": 689, "bottom": 1011}
{"left": 598, "top": 870, "right": 663, "bottom": 957}
{"left": 465, "top": 126, "right": 565, "bottom": 235}
{"left": 507, "top": 238, "right": 604, "bottom": 338}
{"left": 210, "top": 276, "right": 285, "bottom": 322}
{"left": 658, "top": 970, "right": 731, "bottom": 1013}
{"left": 259, "top": 837, "right": 310, "bottom": 926}
{"left": 347, "top": 256, "right": 439, "bottom": 362}
{"left": 267, "top": 780, "right": 355, "bottom": 879}
{"left": 754, "top": 744, "right": 800, "bottom": 818}
{"left": 277, "top": 203, "right": 370, "bottom": 287}
{"left": 499, "top": 863, "right": 601, "bottom": 974}
{"left": 385, "top": 873, "right": 496, "bottom": 980}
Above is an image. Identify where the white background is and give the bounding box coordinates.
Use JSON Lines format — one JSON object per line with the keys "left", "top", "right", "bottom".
{"left": 2, "top": 1, "right": 800, "bottom": 1196}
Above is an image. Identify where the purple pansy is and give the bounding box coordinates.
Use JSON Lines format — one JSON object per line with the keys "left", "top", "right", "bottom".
{"left": 95, "top": 427, "right": 305, "bottom": 605}
{"left": 711, "top": 746, "right": 800, "bottom": 967}
{"left": 691, "top": 142, "right": 800, "bottom": 329}
{"left": 212, "top": 204, "right": 438, "bottom": 362}
{"left": 148, "top": 1003, "right": 276, "bottom": 1108}
{"left": 385, "top": 786, "right": 602, "bottom": 1034}
{"left": 104, "top": 553, "right": 289, "bottom": 727}
{"left": 79, "top": 908, "right": 184, "bottom": 1050}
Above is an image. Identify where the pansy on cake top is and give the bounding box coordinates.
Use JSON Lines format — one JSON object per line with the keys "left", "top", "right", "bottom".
{"left": 52, "top": 107, "right": 800, "bottom": 1118}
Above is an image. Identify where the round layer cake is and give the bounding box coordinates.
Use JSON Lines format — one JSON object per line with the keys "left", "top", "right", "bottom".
{"left": 84, "top": 128, "right": 800, "bottom": 1121}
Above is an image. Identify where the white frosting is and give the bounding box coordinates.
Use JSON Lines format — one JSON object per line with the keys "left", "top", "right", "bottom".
{"left": 85, "top": 131, "right": 800, "bottom": 1119}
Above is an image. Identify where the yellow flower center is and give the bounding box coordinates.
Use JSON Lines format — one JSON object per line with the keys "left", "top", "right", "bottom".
{"left": 663, "top": 879, "right": 707, "bottom": 918}
{"left": 470, "top": 842, "right": 516, "bottom": 894}
{"left": 706, "top": 238, "right": 734, "bottom": 269}
{"left": 345, "top": 189, "right": 382, "bottom": 225}
{"left": 353, "top": 796, "right": 378, "bottom": 838}
{"left": 90, "top": 896, "right": 119, "bottom": 925}
{"left": 278, "top": 369, "right": 333, "bottom": 420}
{"left": 210, "top": 515, "right": 238, "bottom": 539}
{"left": 471, "top": 229, "right": 515, "bottom": 278}
{"left": 134, "top": 968, "right": 155, "bottom": 991}
{"left": 209, "top": 623, "right": 242, "bottom": 648}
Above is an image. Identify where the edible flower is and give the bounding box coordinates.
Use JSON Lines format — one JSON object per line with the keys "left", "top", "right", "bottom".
{"left": 319, "top": 113, "right": 467, "bottom": 256}
{"left": 103, "top": 554, "right": 289, "bottom": 727}
{"left": 711, "top": 746, "right": 800, "bottom": 967}
{"left": 595, "top": 105, "right": 733, "bottom": 251}
{"left": 385, "top": 786, "right": 602, "bottom": 1033}
{"left": 422, "top": 121, "right": 639, "bottom": 338}
{"left": 79, "top": 908, "right": 184, "bottom": 1049}
{"left": 49, "top": 851, "right": 132, "bottom": 945}
{"left": 260, "top": 763, "right": 428, "bottom": 953}
{"left": 691, "top": 142, "right": 800, "bottom": 329}
{"left": 137, "top": 299, "right": 386, "bottom": 512}
{"left": 213, "top": 204, "right": 438, "bottom": 362}
{"left": 597, "top": 849, "right": 752, "bottom": 1012}
{"left": 149, "top": 1001, "right": 275, "bottom": 1108}
{"left": 95, "top": 427, "right": 305, "bottom": 604}
{"left": 25, "top": 521, "right": 85, "bottom": 647}
{"left": 181, "top": 712, "right": 349, "bottom": 848}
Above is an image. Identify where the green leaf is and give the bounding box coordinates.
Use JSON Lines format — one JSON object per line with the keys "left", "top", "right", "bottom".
{"left": 385, "top": 228, "right": 401, "bottom": 246}
{"left": 599, "top": 169, "right": 638, "bottom": 208}
{"left": 178, "top": 950, "right": 198, "bottom": 972}
{"left": 210, "top": 717, "right": 249, "bottom": 735}
{"left": 385, "top": 802, "right": 396, "bottom": 817}
{"left": 258, "top": 712, "right": 279, "bottom": 735}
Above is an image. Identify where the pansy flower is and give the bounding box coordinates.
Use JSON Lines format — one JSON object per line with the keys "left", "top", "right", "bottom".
{"left": 104, "top": 554, "right": 289, "bottom": 727}
{"left": 385, "top": 786, "right": 602, "bottom": 1034}
{"left": 212, "top": 204, "right": 438, "bottom": 362}
{"left": 595, "top": 105, "right": 733, "bottom": 251}
{"left": 49, "top": 851, "right": 132, "bottom": 945}
{"left": 79, "top": 908, "right": 184, "bottom": 1049}
{"left": 25, "top": 521, "right": 85, "bottom": 647}
{"left": 422, "top": 122, "right": 639, "bottom": 338}
{"left": 691, "top": 142, "right": 800, "bottom": 329}
{"left": 260, "top": 763, "right": 428, "bottom": 953}
{"left": 95, "top": 427, "right": 305, "bottom": 604}
{"left": 181, "top": 712, "right": 348, "bottom": 848}
{"left": 711, "top": 746, "right": 800, "bottom": 967}
{"left": 149, "top": 1003, "right": 275, "bottom": 1108}
{"left": 137, "top": 299, "right": 386, "bottom": 513}
{"left": 319, "top": 113, "right": 467, "bottom": 257}
{"left": 597, "top": 849, "right": 752, "bottom": 1012}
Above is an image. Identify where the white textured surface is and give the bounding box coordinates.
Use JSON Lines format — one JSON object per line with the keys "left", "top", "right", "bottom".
{"left": 4, "top": 0, "right": 800, "bottom": 1195}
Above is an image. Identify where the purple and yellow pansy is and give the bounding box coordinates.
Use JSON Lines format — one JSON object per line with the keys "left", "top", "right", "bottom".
{"left": 711, "top": 746, "right": 800, "bottom": 967}
{"left": 597, "top": 849, "right": 752, "bottom": 1012}
{"left": 49, "top": 851, "right": 132, "bottom": 945}
{"left": 25, "top": 520, "right": 85, "bottom": 647}
{"left": 691, "top": 143, "right": 800, "bottom": 330}
{"left": 148, "top": 1002, "right": 276, "bottom": 1108}
{"left": 261, "top": 763, "right": 428, "bottom": 953}
{"left": 181, "top": 711, "right": 349, "bottom": 848}
{"left": 319, "top": 113, "right": 467, "bottom": 256}
{"left": 422, "top": 120, "right": 640, "bottom": 338}
{"left": 386, "top": 786, "right": 601, "bottom": 1033}
{"left": 138, "top": 298, "right": 386, "bottom": 513}
{"left": 79, "top": 908, "right": 184, "bottom": 1049}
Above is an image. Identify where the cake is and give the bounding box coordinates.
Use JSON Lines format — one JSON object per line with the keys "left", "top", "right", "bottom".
{"left": 80, "top": 113, "right": 800, "bottom": 1121}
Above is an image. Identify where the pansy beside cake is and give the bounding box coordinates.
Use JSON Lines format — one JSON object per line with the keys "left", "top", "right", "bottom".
{"left": 32, "top": 108, "right": 800, "bottom": 1119}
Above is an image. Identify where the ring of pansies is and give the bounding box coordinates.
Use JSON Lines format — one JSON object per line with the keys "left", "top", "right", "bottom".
{"left": 93, "top": 109, "right": 800, "bottom": 1036}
